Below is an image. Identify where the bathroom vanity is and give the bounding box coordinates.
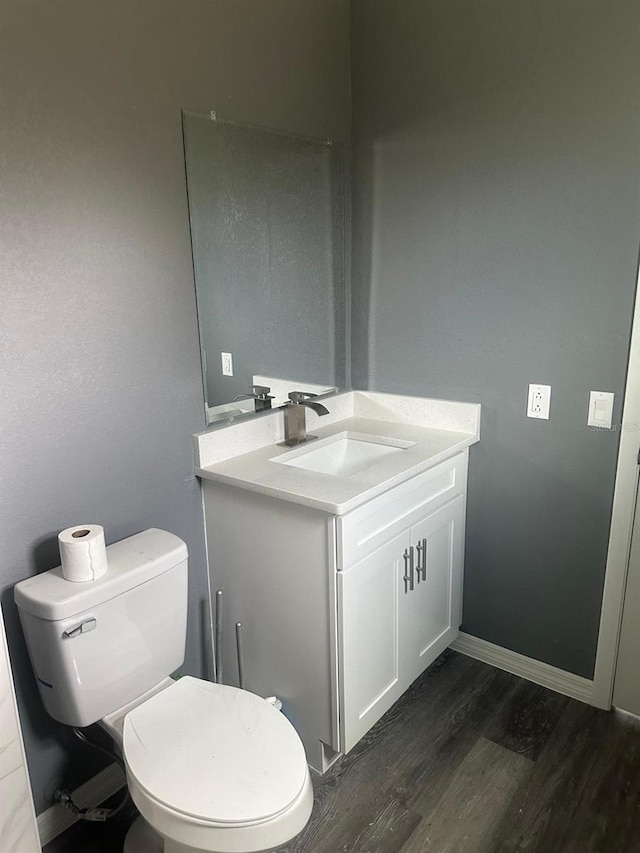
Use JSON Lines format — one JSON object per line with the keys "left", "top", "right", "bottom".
{"left": 195, "top": 392, "right": 480, "bottom": 772}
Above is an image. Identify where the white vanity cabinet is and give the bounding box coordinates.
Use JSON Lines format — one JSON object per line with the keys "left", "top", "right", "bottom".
{"left": 202, "top": 448, "right": 468, "bottom": 771}
{"left": 336, "top": 452, "right": 467, "bottom": 752}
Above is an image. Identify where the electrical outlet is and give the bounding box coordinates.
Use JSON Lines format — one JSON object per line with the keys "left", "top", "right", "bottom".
{"left": 527, "top": 383, "right": 551, "bottom": 420}
{"left": 221, "top": 352, "right": 233, "bottom": 377}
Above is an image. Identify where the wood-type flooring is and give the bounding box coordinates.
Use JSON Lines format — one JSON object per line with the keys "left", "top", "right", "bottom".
{"left": 46, "top": 651, "right": 640, "bottom": 853}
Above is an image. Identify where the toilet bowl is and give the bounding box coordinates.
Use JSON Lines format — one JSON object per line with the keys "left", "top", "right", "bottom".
{"left": 14, "top": 528, "right": 313, "bottom": 853}
{"left": 113, "top": 676, "right": 313, "bottom": 853}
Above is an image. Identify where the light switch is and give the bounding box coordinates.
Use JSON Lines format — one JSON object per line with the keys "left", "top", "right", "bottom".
{"left": 587, "top": 391, "right": 614, "bottom": 429}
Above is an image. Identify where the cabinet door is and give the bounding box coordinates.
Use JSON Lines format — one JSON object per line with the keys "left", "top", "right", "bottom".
{"left": 338, "top": 531, "right": 410, "bottom": 753}
{"left": 408, "top": 496, "right": 465, "bottom": 683}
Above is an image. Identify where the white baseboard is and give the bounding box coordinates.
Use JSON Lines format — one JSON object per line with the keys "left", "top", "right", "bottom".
{"left": 450, "top": 632, "right": 598, "bottom": 706}
{"left": 37, "top": 762, "right": 126, "bottom": 847}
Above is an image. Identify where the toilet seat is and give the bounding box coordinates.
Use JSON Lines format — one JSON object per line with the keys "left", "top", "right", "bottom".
{"left": 126, "top": 770, "right": 313, "bottom": 853}
{"left": 122, "top": 676, "right": 313, "bottom": 851}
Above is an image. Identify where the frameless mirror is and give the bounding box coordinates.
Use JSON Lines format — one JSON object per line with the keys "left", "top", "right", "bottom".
{"left": 182, "top": 111, "right": 348, "bottom": 425}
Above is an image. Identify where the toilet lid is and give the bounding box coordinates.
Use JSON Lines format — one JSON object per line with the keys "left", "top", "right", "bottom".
{"left": 122, "top": 677, "right": 308, "bottom": 826}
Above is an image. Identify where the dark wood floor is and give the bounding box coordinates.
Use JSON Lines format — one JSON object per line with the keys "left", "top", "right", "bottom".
{"left": 46, "top": 651, "right": 640, "bottom": 853}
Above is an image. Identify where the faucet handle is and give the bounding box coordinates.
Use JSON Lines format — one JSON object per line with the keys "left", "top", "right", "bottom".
{"left": 288, "top": 390, "right": 318, "bottom": 404}
{"left": 252, "top": 385, "right": 272, "bottom": 399}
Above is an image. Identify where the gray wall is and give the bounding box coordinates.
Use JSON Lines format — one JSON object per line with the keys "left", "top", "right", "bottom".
{"left": 351, "top": 0, "right": 640, "bottom": 678}
{"left": 0, "top": 0, "right": 350, "bottom": 814}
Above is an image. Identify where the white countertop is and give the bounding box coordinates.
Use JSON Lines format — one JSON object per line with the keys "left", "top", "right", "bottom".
{"left": 196, "top": 412, "right": 479, "bottom": 515}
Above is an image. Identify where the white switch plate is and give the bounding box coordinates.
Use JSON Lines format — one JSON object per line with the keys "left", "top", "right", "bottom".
{"left": 221, "top": 352, "right": 233, "bottom": 376}
{"left": 587, "top": 391, "right": 614, "bottom": 429}
{"left": 527, "top": 384, "right": 551, "bottom": 419}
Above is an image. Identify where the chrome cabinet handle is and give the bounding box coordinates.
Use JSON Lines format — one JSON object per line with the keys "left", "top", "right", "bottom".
{"left": 416, "top": 538, "right": 427, "bottom": 582}
{"left": 403, "top": 547, "right": 415, "bottom": 593}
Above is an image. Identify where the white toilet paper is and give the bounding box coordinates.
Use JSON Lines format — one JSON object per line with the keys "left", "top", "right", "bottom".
{"left": 58, "top": 524, "right": 109, "bottom": 582}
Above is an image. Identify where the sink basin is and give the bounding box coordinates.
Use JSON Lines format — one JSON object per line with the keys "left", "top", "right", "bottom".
{"left": 273, "top": 432, "right": 414, "bottom": 477}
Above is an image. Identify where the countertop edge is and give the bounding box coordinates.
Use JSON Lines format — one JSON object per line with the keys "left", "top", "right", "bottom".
{"left": 196, "top": 433, "right": 478, "bottom": 516}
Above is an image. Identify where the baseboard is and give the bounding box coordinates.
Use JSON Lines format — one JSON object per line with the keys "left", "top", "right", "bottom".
{"left": 450, "top": 632, "right": 597, "bottom": 705}
{"left": 37, "top": 762, "right": 126, "bottom": 847}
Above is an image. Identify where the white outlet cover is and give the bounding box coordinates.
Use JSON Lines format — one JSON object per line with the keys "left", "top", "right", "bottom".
{"left": 527, "top": 383, "right": 551, "bottom": 420}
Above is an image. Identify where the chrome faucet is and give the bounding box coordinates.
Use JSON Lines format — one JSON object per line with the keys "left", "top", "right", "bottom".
{"left": 234, "top": 385, "right": 275, "bottom": 412}
{"left": 283, "top": 391, "right": 329, "bottom": 446}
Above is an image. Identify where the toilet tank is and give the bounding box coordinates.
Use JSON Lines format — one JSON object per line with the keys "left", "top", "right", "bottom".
{"left": 14, "top": 528, "right": 188, "bottom": 727}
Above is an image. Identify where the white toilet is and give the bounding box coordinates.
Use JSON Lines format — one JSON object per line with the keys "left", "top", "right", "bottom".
{"left": 14, "top": 528, "right": 313, "bottom": 852}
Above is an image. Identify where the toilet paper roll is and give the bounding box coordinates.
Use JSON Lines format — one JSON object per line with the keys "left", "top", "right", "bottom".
{"left": 58, "top": 524, "right": 109, "bottom": 582}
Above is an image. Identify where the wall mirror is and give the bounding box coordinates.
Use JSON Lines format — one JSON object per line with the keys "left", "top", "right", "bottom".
{"left": 182, "top": 111, "right": 348, "bottom": 425}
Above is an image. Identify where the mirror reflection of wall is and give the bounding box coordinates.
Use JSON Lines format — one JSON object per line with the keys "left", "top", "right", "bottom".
{"left": 182, "top": 111, "right": 347, "bottom": 423}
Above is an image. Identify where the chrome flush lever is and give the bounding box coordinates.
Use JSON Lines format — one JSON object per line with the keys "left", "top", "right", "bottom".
{"left": 62, "top": 618, "right": 97, "bottom": 639}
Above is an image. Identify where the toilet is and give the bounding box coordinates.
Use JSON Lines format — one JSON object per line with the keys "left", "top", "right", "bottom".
{"left": 14, "top": 528, "right": 313, "bottom": 853}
